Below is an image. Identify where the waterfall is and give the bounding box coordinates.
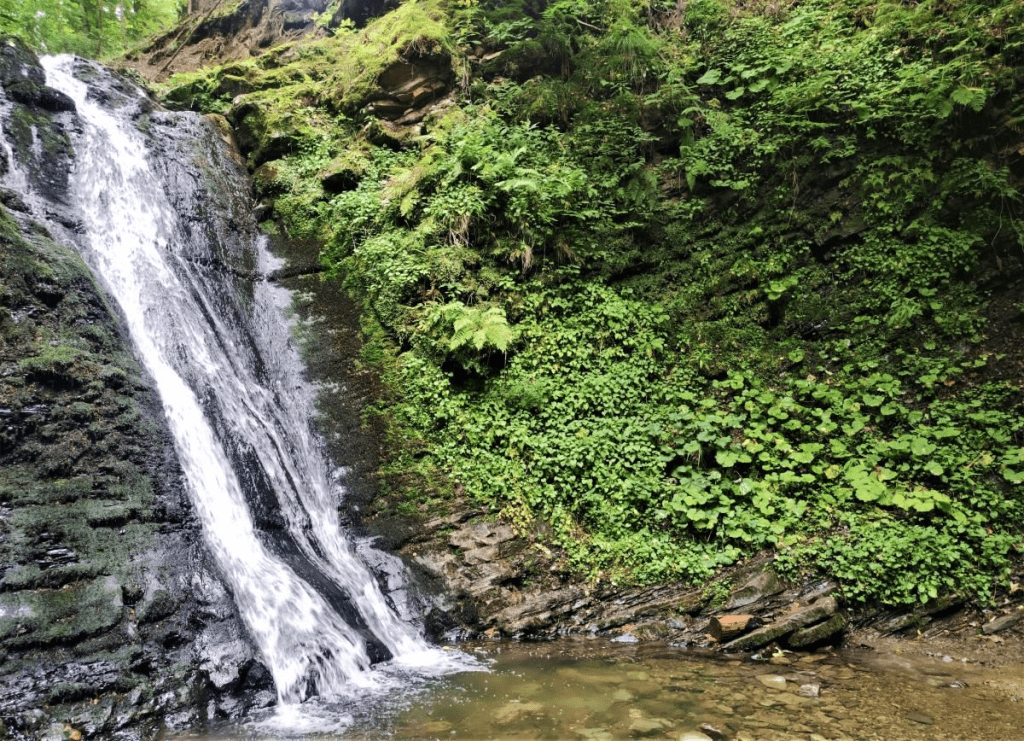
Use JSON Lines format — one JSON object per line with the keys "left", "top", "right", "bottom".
{"left": 27, "top": 55, "right": 454, "bottom": 704}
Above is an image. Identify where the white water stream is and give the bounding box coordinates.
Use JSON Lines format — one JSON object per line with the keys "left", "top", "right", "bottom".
{"left": 33, "top": 55, "right": 467, "bottom": 705}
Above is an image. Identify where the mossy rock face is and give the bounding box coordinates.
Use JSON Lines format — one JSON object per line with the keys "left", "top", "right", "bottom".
{"left": 0, "top": 47, "right": 266, "bottom": 739}
{"left": 0, "top": 577, "right": 124, "bottom": 648}
{"left": 1, "top": 106, "right": 73, "bottom": 205}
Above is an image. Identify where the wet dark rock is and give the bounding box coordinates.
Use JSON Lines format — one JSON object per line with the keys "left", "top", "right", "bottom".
{"left": 981, "top": 612, "right": 1021, "bottom": 634}
{"left": 872, "top": 594, "right": 966, "bottom": 635}
{"left": 0, "top": 187, "right": 28, "bottom": 212}
{"left": 788, "top": 613, "right": 847, "bottom": 648}
{"left": 0, "top": 46, "right": 268, "bottom": 739}
{"left": 6, "top": 82, "right": 76, "bottom": 112}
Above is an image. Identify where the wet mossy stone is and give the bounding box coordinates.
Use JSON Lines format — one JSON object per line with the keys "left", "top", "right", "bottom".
{"left": 2, "top": 102, "right": 75, "bottom": 204}
{"left": 0, "top": 187, "right": 28, "bottom": 213}
{"left": 0, "top": 37, "right": 74, "bottom": 113}
{"left": 138, "top": 589, "right": 177, "bottom": 624}
{"left": 787, "top": 613, "right": 847, "bottom": 648}
{"left": 0, "top": 576, "right": 124, "bottom": 649}
{"left": 0, "top": 37, "right": 45, "bottom": 90}
{"left": 5, "top": 79, "right": 75, "bottom": 113}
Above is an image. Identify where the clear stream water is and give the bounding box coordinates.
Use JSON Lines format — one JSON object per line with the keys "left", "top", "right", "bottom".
{"left": 161, "top": 638, "right": 1023, "bottom": 741}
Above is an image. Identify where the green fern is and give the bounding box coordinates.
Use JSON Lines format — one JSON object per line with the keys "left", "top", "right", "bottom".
{"left": 447, "top": 304, "right": 514, "bottom": 352}
{"left": 950, "top": 85, "right": 987, "bottom": 113}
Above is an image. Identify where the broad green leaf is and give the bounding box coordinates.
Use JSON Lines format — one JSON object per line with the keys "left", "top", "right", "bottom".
{"left": 696, "top": 69, "right": 722, "bottom": 85}
{"left": 910, "top": 437, "right": 937, "bottom": 456}
{"left": 716, "top": 449, "right": 739, "bottom": 467}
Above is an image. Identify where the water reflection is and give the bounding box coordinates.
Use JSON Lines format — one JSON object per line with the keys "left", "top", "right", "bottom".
{"left": 173, "top": 638, "right": 1024, "bottom": 741}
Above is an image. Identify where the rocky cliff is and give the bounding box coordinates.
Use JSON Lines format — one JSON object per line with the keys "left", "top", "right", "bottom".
{"left": 0, "top": 39, "right": 271, "bottom": 740}
{"left": 124, "top": 0, "right": 399, "bottom": 81}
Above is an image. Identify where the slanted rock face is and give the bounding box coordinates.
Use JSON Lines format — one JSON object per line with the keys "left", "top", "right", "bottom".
{"left": 363, "top": 56, "right": 453, "bottom": 123}
{"left": 0, "top": 38, "right": 270, "bottom": 740}
{"left": 124, "top": 0, "right": 400, "bottom": 81}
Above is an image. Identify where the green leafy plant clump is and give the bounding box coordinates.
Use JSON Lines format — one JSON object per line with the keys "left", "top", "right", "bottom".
{"left": 163, "top": 0, "right": 1024, "bottom": 606}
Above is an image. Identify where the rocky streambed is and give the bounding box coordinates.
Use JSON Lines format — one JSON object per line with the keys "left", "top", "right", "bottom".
{"left": 164, "top": 637, "right": 1024, "bottom": 741}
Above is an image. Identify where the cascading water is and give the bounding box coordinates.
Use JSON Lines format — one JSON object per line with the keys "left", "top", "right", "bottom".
{"left": 24, "top": 55, "right": 466, "bottom": 706}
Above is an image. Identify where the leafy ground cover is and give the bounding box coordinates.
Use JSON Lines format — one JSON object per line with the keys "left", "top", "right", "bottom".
{"left": 160, "top": 0, "right": 1024, "bottom": 606}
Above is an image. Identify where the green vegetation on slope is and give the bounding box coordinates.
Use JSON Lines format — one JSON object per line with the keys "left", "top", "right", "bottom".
{"left": 163, "top": 0, "right": 1024, "bottom": 606}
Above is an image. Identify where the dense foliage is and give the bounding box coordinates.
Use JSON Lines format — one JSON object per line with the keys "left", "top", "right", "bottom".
{"left": 0, "top": 0, "right": 181, "bottom": 57}
{"left": 162, "top": 0, "right": 1024, "bottom": 606}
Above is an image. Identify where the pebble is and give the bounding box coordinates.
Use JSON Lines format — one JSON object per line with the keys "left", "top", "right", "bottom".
{"left": 772, "top": 692, "right": 815, "bottom": 707}
{"left": 756, "top": 674, "right": 789, "bottom": 690}
{"left": 905, "top": 711, "right": 935, "bottom": 725}
{"left": 677, "top": 733, "right": 714, "bottom": 741}
{"left": 698, "top": 722, "right": 726, "bottom": 739}
{"left": 798, "top": 683, "right": 821, "bottom": 698}
{"left": 629, "top": 718, "right": 666, "bottom": 736}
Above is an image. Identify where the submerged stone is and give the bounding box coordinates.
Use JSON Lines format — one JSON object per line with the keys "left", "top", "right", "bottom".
{"left": 756, "top": 674, "right": 788, "bottom": 691}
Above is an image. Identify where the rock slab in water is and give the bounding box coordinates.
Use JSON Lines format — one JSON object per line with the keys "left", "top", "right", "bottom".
{"left": 723, "top": 596, "right": 839, "bottom": 651}
{"left": 629, "top": 718, "right": 666, "bottom": 736}
{"left": 756, "top": 674, "right": 789, "bottom": 691}
{"left": 798, "top": 683, "right": 821, "bottom": 698}
{"left": 905, "top": 711, "right": 935, "bottom": 725}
